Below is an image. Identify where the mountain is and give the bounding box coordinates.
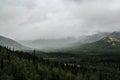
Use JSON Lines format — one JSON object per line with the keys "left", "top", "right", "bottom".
{"left": 20, "top": 32, "right": 110, "bottom": 51}
{"left": 0, "top": 35, "right": 31, "bottom": 50}
{"left": 20, "top": 37, "right": 76, "bottom": 51}
{"left": 62, "top": 32, "right": 120, "bottom": 54}
{"left": 71, "top": 32, "right": 110, "bottom": 46}
{"left": 106, "top": 32, "right": 120, "bottom": 41}
{"left": 58, "top": 32, "right": 110, "bottom": 51}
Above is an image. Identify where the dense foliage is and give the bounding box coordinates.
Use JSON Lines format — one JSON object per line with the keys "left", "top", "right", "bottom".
{"left": 0, "top": 46, "right": 120, "bottom": 80}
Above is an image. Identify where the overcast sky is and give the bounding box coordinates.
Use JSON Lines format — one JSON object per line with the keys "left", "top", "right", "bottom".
{"left": 0, "top": 0, "right": 120, "bottom": 40}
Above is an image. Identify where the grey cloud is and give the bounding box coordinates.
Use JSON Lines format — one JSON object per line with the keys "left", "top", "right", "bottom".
{"left": 0, "top": 0, "right": 120, "bottom": 40}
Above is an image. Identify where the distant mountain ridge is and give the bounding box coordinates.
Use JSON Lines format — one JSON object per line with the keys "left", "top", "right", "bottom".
{"left": 76, "top": 32, "right": 110, "bottom": 43}
{"left": 20, "top": 32, "right": 110, "bottom": 51}
{"left": 62, "top": 32, "right": 120, "bottom": 54}
{"left": 0, "top": 35, "right": 31, "bottom": 50}
{"left": 101, "top": 32, "right": 120, "bottom": 45}
{"left": 20, "top": 38, "right": 76, "bottom": 51}
{"left": 1, "top": 31, "right": 119, "bottom": 54}
{"left": 106, "top": 32, "right": 120, "bottom": 41}
{"left": 70, "top": 32, "right": 110, "bottom": 46}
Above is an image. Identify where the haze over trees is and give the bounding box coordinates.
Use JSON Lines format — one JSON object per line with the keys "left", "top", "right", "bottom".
{"left": 0, "top": 45, "right": 120, "bottom": 80}
{"left": 0, "top": 0, "right": 120, "bottom": 80}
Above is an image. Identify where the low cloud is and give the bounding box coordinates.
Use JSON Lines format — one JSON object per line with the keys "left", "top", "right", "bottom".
{"left": 0, "top": 0, "right": 120, "bottom": 40}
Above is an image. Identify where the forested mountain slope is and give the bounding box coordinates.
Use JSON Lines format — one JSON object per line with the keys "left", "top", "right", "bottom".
{"left": 0, "top": 36, "right": 30, "bottom": 50}
{"left": 62, "top": 32, "right": 120, "bottom": 54}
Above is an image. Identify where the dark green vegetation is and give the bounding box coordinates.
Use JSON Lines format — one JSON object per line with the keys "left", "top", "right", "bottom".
{"left": 0, "top": 46, "right": 120, "bottom": 80}
{"left": 0, "top": 32, "right": 120, "bottom": 80}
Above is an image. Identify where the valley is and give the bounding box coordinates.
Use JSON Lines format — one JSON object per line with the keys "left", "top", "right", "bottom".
{"left": 0, "top": 46, "right": 120, "bottom": 80}
{"left": 0, "top": 32, "right": 120, "bottom": 80}
{"left": 0, "top": 0, "right": 120, "bottom": 79}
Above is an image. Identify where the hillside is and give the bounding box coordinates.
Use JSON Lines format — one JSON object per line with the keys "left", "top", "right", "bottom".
{"left": 63, "top": 32, "right": 120, "bottom": 54}
{"left": 0, "top": 35, "right": 31, "bottom": 50}
{"left": 0, "top": 45, "right": 120, "bottom": 80}
{"left": 20, "top": 32, "right": 110, "bottom": 51}
{"left": 76, "top": 32, "right": 110, "bottom": 43}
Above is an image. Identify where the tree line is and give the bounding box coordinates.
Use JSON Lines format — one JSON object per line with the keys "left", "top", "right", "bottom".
{"left": 0, "top": 46, "right": 120, "bottom": 80}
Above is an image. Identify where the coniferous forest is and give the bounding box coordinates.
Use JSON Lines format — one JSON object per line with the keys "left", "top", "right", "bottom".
{"left": 1, "top": 0, "right": 120, "bottom": 79}
{"left": 0, "top": 46, "right": 120, "bottom": 80}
